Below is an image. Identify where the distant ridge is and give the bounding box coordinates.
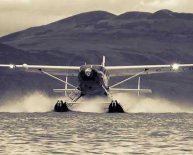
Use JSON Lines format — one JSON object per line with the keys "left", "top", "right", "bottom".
{"left": 56, "top": 11, "right": 116, "bottom": 23}
{"left": 117, "top": 11, "right": 152, "bottom": 19}
{"left": 150, "top": 9, "right": 175, "bottom": 18}
{"left": 1, "top": 9, "right": 193, "bottom": 43}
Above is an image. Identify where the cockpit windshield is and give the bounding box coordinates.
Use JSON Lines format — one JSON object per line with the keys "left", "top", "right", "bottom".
{"left": 80, "top": 65, "right": 106, "bottom": 73}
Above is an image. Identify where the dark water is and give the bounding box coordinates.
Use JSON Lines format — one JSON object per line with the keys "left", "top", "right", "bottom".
{"left": 0, "top": 112, "right": 193, "bottom": 155}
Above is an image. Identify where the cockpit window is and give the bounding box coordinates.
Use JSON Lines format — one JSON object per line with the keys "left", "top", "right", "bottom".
{"left": 80, "top": 65, "right": 106, "bottom": 73}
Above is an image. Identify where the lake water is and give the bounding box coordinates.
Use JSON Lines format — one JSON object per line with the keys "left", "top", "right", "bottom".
{"left": 0, "top": 112, "right": 193, "bottom": 155}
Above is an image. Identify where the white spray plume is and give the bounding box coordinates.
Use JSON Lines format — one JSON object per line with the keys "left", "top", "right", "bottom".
{"left": 72, "top": 97, "right": 108, "bottom": 113}
{"left": 0, "top": 91, "right": 55, "bottom": 112}
{"left": 0, "top": 92, "right": 192, "bottom": 113}
{"left": 70, "top": 93, "right": 193, "bottom": 113}
{"left": 113, "top": 93, "right": 193, "bottom": 113}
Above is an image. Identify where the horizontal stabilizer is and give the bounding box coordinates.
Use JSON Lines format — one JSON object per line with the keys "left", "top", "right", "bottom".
{"left": 110, "top": 88, "right": 152, "bottom": 94}
{"left": 53, "top": 89, "right": 75, "bottom": 93}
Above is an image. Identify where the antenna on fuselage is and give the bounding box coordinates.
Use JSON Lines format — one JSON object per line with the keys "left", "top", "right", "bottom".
{"left": 65, "top": 76, "right": 68, "bottom": 97}
{"left": 102, "top": 56, "right": 105, "bottom": 67}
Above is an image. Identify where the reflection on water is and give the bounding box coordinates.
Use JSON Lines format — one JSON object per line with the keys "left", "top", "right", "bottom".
{"left": 0, "top": 112, "right": 193, "bottom": 155}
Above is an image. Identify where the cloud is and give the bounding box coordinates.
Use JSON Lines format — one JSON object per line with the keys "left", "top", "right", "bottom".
{"left": 1, "top": 0, "right": 30, "bottom": 3}
{"left": 0, "top": 0, "right": 31, "bottom": 6}
{"left": 139, "top": 0, "right": 189, "bottom": 11}
{"left": 148, "top": 0, "right": 183, "bottom": 7}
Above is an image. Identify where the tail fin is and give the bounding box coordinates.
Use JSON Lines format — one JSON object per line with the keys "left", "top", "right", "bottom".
{"left": 102, "top": 56, "right": 105, "bottom": 67}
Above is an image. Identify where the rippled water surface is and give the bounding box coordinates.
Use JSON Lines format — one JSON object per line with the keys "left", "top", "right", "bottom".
{"left": 0, "top": 112, "right": 193, "bottom": 155}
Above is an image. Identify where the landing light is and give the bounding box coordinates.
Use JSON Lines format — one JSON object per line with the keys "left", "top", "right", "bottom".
{"left": 23, "top": 63, "right": 28, "bottom": 69}
{"left": 9, "top": 64, "right": 15, "bottom": 69}
{"left": 172, "top": 63, "right": 179, "bottom": 70}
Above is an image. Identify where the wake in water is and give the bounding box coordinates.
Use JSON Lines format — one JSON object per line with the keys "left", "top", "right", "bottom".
{"left": 0, "top": 91, "right": 192, "bottom": 113}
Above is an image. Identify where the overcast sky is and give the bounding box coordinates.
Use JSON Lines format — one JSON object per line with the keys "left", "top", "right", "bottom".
{"left": 0, "top": 0, "right": 192, "bottom": 36}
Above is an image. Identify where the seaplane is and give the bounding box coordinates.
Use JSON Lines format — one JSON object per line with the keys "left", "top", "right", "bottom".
{"left": 0, "top": 56, "right": 193, "bottom": 113}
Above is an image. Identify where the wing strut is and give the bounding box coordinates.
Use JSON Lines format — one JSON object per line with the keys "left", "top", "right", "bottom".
{"left": 102, "top": 85, "right": 113, "bottom": 100}
{"left": 110, "top": 71, "right": 145, "bottom": 88}
{"left": 138, "top": 77, "right": 140, "bottom": 96}
{"left": 39, "top": 69, "right": 77, "bottom": 89}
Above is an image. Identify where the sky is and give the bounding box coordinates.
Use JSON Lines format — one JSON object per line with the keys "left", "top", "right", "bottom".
{"left": 0, "top": 0, "right": 192, "bottom": 36}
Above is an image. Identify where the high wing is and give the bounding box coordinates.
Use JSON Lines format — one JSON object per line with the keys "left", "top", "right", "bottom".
{"left": 0, "top": 64, "right": 80, "bottom": 76}
{"left": 106, "top": 64, "right": 193, "bottom": 76}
